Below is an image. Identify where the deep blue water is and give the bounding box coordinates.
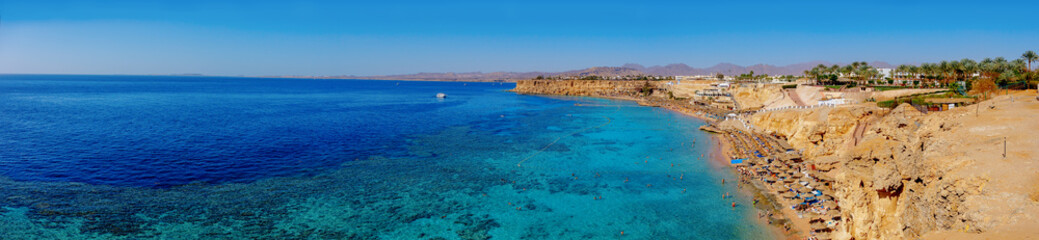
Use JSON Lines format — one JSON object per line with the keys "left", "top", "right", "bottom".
{"left": 0, "top": 75, "right": 772, "bottom": 239}
{"left": 0, "top": 75, "right": 517, "bottom": 187}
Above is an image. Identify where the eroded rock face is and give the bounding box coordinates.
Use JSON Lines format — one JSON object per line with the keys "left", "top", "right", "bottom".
{"left": 747, "top": 105, "right": 880, "bottom": 160}
{"left": 730, "top": 84, "right": 783, "bottom": 110}
{"left": 751, "top": 103, "right": 993, "bottom": 240}
{"left": 511, "top": 80, "right": 663, "bottom": 98}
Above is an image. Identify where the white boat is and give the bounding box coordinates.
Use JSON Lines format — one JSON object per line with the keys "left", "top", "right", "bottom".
{"left": 436, "top": 93, "right": 447, "bottom": 98}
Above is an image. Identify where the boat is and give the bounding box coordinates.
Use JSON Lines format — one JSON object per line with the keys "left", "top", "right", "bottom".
{"left": 436, "top": 93, "right": 447, "bottom": 98}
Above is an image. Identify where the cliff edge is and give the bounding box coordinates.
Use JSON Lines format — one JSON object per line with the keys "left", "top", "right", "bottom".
{"left": 748, "top": 93, "right": 1039, "bottom": 239}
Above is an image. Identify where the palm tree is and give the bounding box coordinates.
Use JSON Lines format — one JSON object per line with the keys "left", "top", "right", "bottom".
{"left": 961, "top": 58, "right": 977, "bottom": 80}
{"left": 1022, "top": 50, "right": 1038, "bottom": 71}
{"left": 1011, "top": 59, "right": 1027, "bottom": 72}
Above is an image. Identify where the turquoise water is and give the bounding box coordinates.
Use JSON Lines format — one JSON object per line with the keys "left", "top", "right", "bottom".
{"left": 0, "top": 75, "right": 772, "bottom": 239}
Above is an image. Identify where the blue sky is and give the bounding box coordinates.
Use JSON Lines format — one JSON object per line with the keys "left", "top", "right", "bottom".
{"left": 1, "top": 0, "right": 1037, "bottom": 76}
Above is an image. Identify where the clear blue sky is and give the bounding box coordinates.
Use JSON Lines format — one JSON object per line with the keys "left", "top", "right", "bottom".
{"left": 1, "top": 0, "right": 1037, "bottom": 76}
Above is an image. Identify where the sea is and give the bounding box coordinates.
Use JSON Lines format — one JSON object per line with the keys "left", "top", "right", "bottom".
{"left": 0, "top": 75, "right": 773, "bottom": 239}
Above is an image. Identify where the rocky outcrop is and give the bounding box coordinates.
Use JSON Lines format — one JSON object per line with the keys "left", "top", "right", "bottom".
{"left": 511, "top": 80, "right": 665, "bottom": 98}
{"left": 747, "top": 99, "right": 1037, "bottom": 239}
{"left": 747, "top": 105, "right": 882, "bottom": 160}
{"left": 731, "top": 84, "right": 784, "bottom": 110}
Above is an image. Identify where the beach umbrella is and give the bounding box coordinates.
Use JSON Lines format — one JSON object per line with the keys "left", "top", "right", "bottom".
{"left": 827, "top": 210, "right": 840, "bottom": 218}
{"left": 808, "top": 179, "right": 823, "bottom": 187}
{"left": 813, "top": 173, "right": 834, "bottom": 182}
{"left": 782, "top": 191, "right": 797, "bottom": 199}
{"left": 814, "top": 232, "right": 832, "bottom": 240}
{"left": 765, "top": 176, "right": 778, "bottom": 182}
{"left": 811, "top": 221, "right": 828, "bottom": 230}
{"left": 789, "top": 173, "right": 802, "bottom": 179}
{"left": 813, "top": 189, "right": 826, "bottom": 196}
{"left": 783, "top": 178, "right": 795, "bottom": 183}
{"left": 771, "top": 182, "right": 785, "bottom": 190}
{"left": 797, "top": 185, "right": 812, "bottom": 193}
{"left": 822, "top": 201, "right": 838, "bottom": 209}
{"left": 819, "top": 195, "right": 834, "bottom": 201}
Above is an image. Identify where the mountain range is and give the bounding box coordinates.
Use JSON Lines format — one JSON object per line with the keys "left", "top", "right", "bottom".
{"left": 280, "top": 61, "right": 894, "bottom": 82}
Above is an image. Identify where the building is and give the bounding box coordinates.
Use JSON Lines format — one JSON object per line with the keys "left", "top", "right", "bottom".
{"left": 876, "top": 68, "right": 893, "bottom": 78}
{"left": 675, "top": 75, "right": 716, "bottom": 81}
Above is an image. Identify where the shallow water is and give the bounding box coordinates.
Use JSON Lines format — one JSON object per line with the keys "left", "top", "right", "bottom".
{"left": 0, "top": 75, "right": 773, "bottom": 239}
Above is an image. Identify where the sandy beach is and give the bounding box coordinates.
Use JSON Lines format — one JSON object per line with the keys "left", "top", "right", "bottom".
{"left": 654, "top": 101, "right": 817, "bottom": 240}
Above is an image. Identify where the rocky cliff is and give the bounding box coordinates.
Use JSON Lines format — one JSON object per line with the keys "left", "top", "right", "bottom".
{"left": 511, "top": 80, "right": 665, "bottom": 98}
{"left": 731, "top": 84, "right": 785, "bottom": 110}
{"left": 747, "top": 95, "right": 1039, "bottom": 239}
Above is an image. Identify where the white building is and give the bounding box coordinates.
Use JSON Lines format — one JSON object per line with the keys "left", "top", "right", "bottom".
{"left": 876, "top": 68, "right": 893, "bottom": 78}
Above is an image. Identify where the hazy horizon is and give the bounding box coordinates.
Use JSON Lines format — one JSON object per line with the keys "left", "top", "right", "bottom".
{"left": 2, "top": 1, "right": 1038, "bottom": 76}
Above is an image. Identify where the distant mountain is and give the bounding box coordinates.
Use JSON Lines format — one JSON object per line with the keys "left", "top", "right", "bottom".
{"left": 276, "top": 61, "right": 895, "bottom": 81}
{"left": 556, "top": 66, "right": 645, "bottom": 77}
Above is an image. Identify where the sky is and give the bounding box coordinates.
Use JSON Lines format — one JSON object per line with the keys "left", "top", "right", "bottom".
{"left": 1, "top": 0, "right": 1038, "bottom": 76}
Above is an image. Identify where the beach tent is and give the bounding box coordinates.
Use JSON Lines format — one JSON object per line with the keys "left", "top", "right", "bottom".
{"left": 811, "top": 221, "right": 833, "bottom": 233}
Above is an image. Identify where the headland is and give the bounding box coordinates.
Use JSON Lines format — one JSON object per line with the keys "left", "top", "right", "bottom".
{"left": 511, "top": 77, "right": 1039, "bottom": 240}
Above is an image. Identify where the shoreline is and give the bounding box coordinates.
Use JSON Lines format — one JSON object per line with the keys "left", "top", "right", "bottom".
{"left": 696, "top": 115, "right": 813, "bottom": 240}
{"left": 524, "top": 91, "right": 812, "bottom": 239}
